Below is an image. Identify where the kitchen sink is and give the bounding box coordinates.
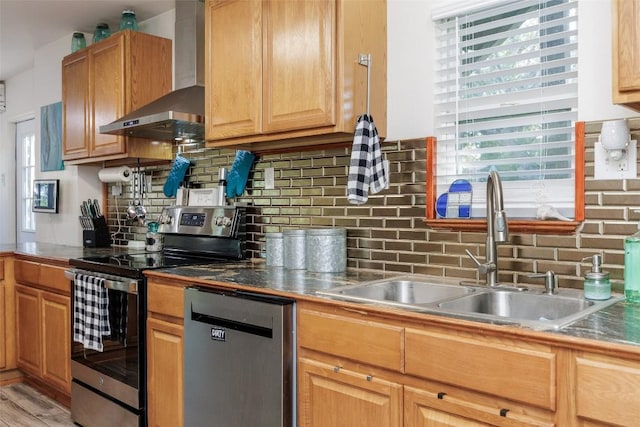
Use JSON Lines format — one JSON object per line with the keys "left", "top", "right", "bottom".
{"left": 316, "top": 276, "right": 475, "bottom": 309}
{"left": 316, "top": 275, "right": 625, "bottom": 330}
{"left": 435, "top": 290, "right": 624, "bottom": 329}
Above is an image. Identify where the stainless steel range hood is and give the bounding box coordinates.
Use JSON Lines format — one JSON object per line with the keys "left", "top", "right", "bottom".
{"left": 100, "top": 0, "right": 205, "bottom": 142}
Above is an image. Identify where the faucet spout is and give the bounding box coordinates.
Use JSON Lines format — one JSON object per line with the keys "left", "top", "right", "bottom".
{"left": 485, "top": 171, "right": 509, "bottom": 286}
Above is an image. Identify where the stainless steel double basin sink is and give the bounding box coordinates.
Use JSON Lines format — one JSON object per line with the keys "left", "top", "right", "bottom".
{"left": 316, "top": 276, "right": 624, "bottom": 330}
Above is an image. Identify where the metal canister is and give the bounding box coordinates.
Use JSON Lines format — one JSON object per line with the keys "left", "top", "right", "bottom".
{"left": 283, "top": 229, "right": 307, "bottom": 269}
{"left": 265, "top": 232, "right": 284, "bottom": 267}
{"left": 306, "top": 228, "right": 347, "bottom": 273}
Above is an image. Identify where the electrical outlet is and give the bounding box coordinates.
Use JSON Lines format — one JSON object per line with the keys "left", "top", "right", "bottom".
{"left": 594, "top": 140, "right": 637, "bottom": 180}
{"left": 112, "top": 183, "right": 122, "bottom": 196}
{"left": 265, "top": 167, "right": 275, "bottom": 190}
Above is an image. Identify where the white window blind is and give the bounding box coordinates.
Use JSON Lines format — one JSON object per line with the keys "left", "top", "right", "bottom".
{"left": 433, "top": 0, "right": 578, "bottom": 219}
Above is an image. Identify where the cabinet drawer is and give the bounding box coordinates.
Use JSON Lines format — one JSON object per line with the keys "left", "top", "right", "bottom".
{"left": 15, "top": 259, "right": 40, "bottom": 286}
{"left": 405, "top": 386, "right": 554, "bottom": 427}
{"left": 39, "top": 264, "right": 70, "bottom": 295}
{"left": 298, "top": 307, "right": 404, "bottom": 372}
{"left": 576, "top": 355, "right": 640, "bottom": 426}
{"left": 405, "top": 328, "right": 556, "bottom": 410}
{"left": 148, "top": 281, "right": 185, "bottom": 319}
{"left": 0, "top": 258, "right": 4, "bottom": 280}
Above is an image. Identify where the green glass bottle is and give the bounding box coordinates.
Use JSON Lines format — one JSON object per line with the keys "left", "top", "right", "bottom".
{"left": 624, "top": 218, "right": 640, "bottom": 302}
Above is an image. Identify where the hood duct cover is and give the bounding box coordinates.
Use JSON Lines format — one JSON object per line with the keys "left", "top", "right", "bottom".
{"left": 100, "top": 0, "right": 205, "bottom": 142}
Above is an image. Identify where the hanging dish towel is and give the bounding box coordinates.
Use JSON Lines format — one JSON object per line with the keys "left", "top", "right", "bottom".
{"left": 73, "top": 273, "right": 111, "bottom": 352}
{"left": 347, "top": 114, "right": 388, "bottom": 205}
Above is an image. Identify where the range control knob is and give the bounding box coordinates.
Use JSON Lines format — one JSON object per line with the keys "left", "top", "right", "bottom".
{"left": 214, "top": 216, "right": 224, "bottom": 226}
{"left": 222, "top": 217, "right": 232, "bottom": 227}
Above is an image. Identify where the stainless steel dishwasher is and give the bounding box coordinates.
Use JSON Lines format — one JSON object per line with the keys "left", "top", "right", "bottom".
{"left": 184, "top": 286, "right": 295, "bottom": 427}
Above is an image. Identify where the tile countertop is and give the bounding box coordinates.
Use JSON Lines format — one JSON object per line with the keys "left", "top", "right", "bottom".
{"left": 2, "top": 242, "right": 638, "bottom": 351}
{"left": 0, "top": 242, "right": 146, "bottom": 262}
{"left": 150, "top": 260, "right": 640, "bottom": 350}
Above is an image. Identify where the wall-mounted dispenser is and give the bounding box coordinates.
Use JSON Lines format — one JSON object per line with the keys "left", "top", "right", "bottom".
{"left": 594, "top": 118, "right": 637, "bottom": 180}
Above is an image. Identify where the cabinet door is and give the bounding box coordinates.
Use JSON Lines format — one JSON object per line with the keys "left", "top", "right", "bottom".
{"left": 404, "top": 386, "right": 553, "bottom": 427}
{"left": 41, "top": 291, "right": 71, "bottom": 394}
{"left": 205, "top": 0, "right": 262, "bottom": 140}
{"left": 147, "top": 317, "right": 184, "bottom": 427}
{"left": 15, "top": 284, "right": 42, "bottom": 377}
{"left": 298, "top": 358, "right": 402, "bottom": 427}
{"left": 62, "top": 50, "right": 90, "bottom": 160}
{"left": 91, "top": 35, "right": 126, "bottom": 157}
{"left": 614, "top": 0, "right": 640, "bottom": 92}
{"left": 576, "top": 354, "right": 640, "bottom": 427}
{"left": 262, "top": 0, "right": 335, "bottom": 133}
{"left": 0, "top": 281, "right": 5, "bottom": 369}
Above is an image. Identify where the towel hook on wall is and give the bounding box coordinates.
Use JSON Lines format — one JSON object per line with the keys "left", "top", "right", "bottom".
{"left": 358, "top": 53, "right": 372, "bottom": 115}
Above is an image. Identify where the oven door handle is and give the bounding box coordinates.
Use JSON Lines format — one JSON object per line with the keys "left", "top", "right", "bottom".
{"left": 65, "top": 269, "right": 138, "bottom": 294}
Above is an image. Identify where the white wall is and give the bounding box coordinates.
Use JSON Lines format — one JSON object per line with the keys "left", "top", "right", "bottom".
{"left": 0, "top": 10, "right": 175, "bottom": 246}
{"left": 0, "top": 1, "right": 637, "bottom": 245}
{"left": 386, "top": 0, "right": 640, "bottom": 141}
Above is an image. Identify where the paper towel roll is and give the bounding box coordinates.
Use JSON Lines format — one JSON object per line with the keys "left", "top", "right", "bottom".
{"left": 98, "top": 166, "right": 132, "bottom": 183}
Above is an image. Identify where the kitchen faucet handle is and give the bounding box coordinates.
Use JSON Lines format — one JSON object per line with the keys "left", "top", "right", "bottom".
{"left": 465, "top": 249, "right": 496, "bottom": 275}
{"left": 528, "top": 271, "right": 558, "bottom": 295}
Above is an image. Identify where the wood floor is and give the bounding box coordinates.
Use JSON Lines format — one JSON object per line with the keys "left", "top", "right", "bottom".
{"left": 0, "top": 383, "right": 73, "bottom": 426}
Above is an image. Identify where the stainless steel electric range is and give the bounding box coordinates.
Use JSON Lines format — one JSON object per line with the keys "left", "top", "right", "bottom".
{"left": 65, "top": 206, "right": 246, "bottom": 427}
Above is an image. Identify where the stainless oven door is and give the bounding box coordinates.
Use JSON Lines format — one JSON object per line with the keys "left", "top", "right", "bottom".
{"left": 65, "top": 269, "right": 142, "bottom": 409}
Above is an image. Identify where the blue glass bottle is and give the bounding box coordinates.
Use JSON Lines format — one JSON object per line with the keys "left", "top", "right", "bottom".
{"left": 120, "top": 9, "right": 138, "bottom": 31}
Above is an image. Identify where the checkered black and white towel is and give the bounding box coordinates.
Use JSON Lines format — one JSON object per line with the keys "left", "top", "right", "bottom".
{"left": 73, "top": 273, "right": 111, "bottom": 352}
{"left": 347, "top": 114, "right": 388, "bottom": 204}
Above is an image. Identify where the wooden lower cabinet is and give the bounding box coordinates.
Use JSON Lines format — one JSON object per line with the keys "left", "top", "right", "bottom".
{"left": 404, "top": 385, "right": 553, "bottom": 427}
{"left": 298, "top": 357, "right": 403, "bottom": 427}
{"left": 147, "top": 317, "right": 184, "bottom": 427}
{"left": 146, "top": 278, "right": 185, "bottom": 427}
{"left": 297, "top": 301, "right": 558, "bottom": 427}
{"left": 40, "top": 291, "right": 71, "bottom": 393}
{"left": 15, "top": 284, "right": 42, "bottom": 376}
{"left": 14, "top": 258, "right": 71, "bottom": 398}
{"left": 0, "top": 256, "right": 16, "bottom": 374}
{"left": 575, "top": 353, "right": 640, "bottom": 427}
{"left": 15, "top": 283, "right": 71, "bottom": 394}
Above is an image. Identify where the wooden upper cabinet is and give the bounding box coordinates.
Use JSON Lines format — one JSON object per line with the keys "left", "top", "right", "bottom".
{"left": 90, "top": 36, "right": 126, "bottom": 158}
{"left": 204, "top": 0, "right": 387, "bottom": 151}
{"left": 612, "top": 0, "right": 640, "bottom": 110}
{"left": 62, "top": 51, "right": 90, "bottom": 159}
{"left": 262, "top": 0, "right": 335, "bottom": 133}
{"left": 62, "top": 30, "right": 173, "bottom": 165}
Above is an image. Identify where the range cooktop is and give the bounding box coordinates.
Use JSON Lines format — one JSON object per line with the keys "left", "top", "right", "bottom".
{"left": 70, "top": 252, "right": 228, "bottom": 279}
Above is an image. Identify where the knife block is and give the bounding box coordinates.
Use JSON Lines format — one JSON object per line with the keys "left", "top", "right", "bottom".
{"left": 83, "top": 216, "right": 111, "bottom": 248}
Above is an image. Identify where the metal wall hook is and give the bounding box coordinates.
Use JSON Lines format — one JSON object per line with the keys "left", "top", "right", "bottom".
{"left": 358, "top": 53, "right": 372, "bottom": 115}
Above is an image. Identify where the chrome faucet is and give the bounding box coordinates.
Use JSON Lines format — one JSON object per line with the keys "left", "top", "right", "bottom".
{"left": 465, "top": 171, "right": 509, "bottom": 286}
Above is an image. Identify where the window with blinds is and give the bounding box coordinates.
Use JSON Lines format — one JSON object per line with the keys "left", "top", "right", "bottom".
{"left": 433, "top": 0, "right": 578, "bottom": 219}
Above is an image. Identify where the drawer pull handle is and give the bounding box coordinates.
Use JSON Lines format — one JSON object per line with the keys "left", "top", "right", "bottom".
{"left": 333, "top": 366, "right": 340, "bottom": 373}
{"left": 500, "top": 408, "right": 509, "bottom": 417}
{"left": 437, "top": 392, "right": 447, "bottom": 400}
{"left": 366, "top": 375, "right": 373, "bottom": 381}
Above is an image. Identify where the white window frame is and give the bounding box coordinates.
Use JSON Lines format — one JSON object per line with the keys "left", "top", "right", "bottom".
{"left": 16, "top": 119, "right": 36, "bottom": 234}
{"left": 432, "top": 0, "right": 578, "bottom": 220}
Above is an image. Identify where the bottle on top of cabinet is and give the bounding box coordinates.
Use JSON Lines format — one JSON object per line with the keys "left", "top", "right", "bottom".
{"left": 120, "top": 9, "right": 138, "bottom": 31}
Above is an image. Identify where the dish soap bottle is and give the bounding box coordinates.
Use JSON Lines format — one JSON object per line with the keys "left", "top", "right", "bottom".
{"left": 583, "top": 254, "right": 611, "bottom": 300}
{"left": 624, "top": 215, "right": 640, "bottom": 302}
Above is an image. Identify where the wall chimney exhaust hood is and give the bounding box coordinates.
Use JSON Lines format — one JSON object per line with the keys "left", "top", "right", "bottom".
{"left": 100, "top": 0, "right": 205, "bottom": 142}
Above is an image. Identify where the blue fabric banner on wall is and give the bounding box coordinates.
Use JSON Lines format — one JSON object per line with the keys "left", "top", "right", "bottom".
{"left": 40, "top": 101, "right": 64, "bottom": 172}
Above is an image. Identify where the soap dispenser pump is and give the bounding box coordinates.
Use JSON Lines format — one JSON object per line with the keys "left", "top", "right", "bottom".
{"left": 583, "top": 254, "right": 611, "bottom": 300}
